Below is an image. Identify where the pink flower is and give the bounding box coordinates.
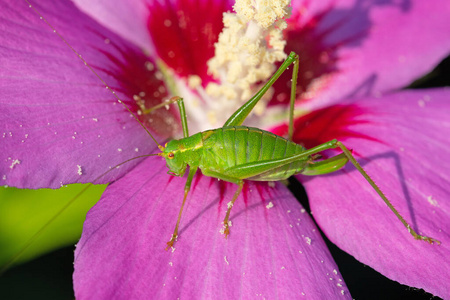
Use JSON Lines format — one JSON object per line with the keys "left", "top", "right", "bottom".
{"left": 1, "top": 0, "right": 449, "bottom": 298}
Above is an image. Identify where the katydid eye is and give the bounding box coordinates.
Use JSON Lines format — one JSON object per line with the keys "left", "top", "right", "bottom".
{"left": 168, "top": 152, "right": 174, "bottom": 159}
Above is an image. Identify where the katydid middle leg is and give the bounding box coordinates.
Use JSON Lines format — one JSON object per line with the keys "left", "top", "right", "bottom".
{"left": 222, "top": 180, "right": 244, "bottom": 237}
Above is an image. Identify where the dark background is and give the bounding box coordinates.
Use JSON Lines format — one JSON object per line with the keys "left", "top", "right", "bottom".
{"left": 1, "top": 56, "right": 448, "bottom": 300}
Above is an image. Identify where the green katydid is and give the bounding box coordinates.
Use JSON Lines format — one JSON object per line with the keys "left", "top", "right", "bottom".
{"left": 153, "top": 52, "right": 440, "bottom": 249}
{"left": 23, "top": 1, "right": 439, "bottom": 254}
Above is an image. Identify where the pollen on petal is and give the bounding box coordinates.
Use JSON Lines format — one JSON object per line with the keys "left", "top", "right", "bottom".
{"left": 77, "top": 165, "right": 83, "bottom": 176}
{"left": 305, "top": 237, "right": 312, "bottom": 245}
{"left": 187, "top": 75, "right": 202, "bottom": 89}
{"left": 9, "top": 159, "right": 21, "bottom": 169}
{"left": 427, "top": 195, "right": 438, "bottom": 207}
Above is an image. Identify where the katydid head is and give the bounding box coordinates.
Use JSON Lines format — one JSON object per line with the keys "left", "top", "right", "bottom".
{"left": 159, "top": 140, "right": 187, "bottom": 177}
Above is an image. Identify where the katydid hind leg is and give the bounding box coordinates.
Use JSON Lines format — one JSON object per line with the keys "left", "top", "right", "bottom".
{"left": 288, "top": 54, "right": 299, "bottom": 142}
{"left": 223, "top": 52, "right": 299, "bottom": 127}
{"left": 335, "top": 141, "right": 440, "bottom": 244}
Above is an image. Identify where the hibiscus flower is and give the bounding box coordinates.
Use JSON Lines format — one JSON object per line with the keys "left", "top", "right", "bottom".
{"left": 1, "top": 0, "right": 449, "bottom": 299}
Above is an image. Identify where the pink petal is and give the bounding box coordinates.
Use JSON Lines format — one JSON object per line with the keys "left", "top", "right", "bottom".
{"left": 72, "top": 0, "right": 154, "bottom": 52}
{"left": 289, "top": 89, "right": 450, "bottom": 298}
{"left": 0, "top": 1, "right": 177, "bottom": 188}
{"left": 272, "top": 0, "right": 450, "bottom": 106}
{"left": 74, "top": 157, "right": 350, "bottom": 299}
{"left": 147, "top": 0, "right": 232, "bottom": 83}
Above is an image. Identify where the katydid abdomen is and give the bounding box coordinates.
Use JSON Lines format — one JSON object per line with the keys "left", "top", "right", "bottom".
{"left": 200, "top": 126, "right": 308, "bottom": 181}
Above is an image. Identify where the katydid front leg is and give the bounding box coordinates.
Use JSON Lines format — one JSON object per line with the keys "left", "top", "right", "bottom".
{"left": 166, "top": 166, "right": 198, "bottom": 250}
